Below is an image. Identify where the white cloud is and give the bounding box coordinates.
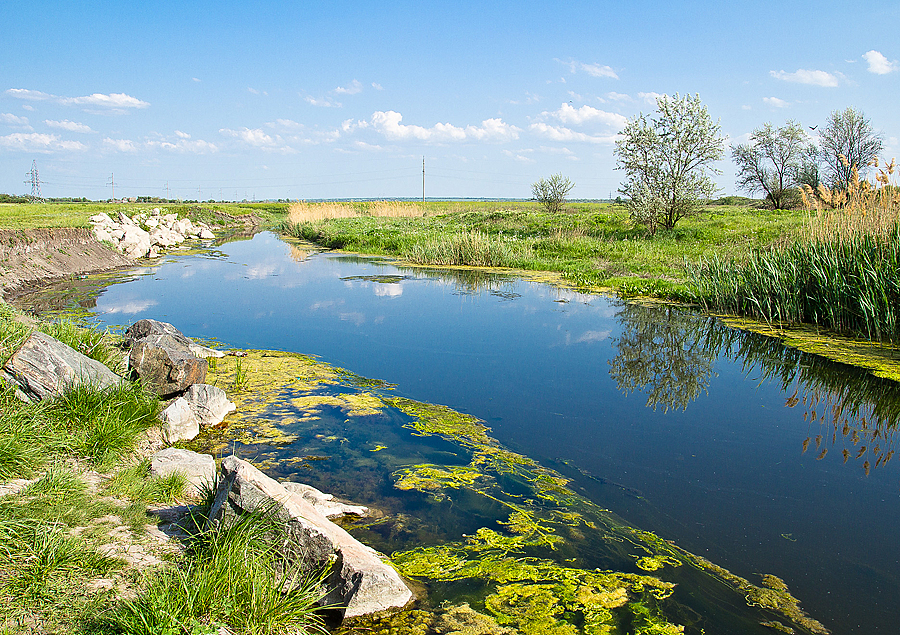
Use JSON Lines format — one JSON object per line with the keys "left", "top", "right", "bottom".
{"left": 605, "top": 92, "right": 632, "bottom": 102}
{"left": 147, "top": 138, "right": 218, "bottom": 153}
{"left": 5, "top": 88, "right": 53, "bottom": 101}
{"left": 863, "top": 50, "right": 898, "bottom": 75}
{"left": 0, "top": 132, "right": 85, "bottom": 152}
{"left": 270, "top": 119, "right": 305, "bottom": 131}
{"left": 1, "top": 112, "right": 30, "bottom": 126}
{"left": 45, "top": 119, "right": 93, "bottom": 133}
{"left": 371, "top": 82, "right": 384, "bottom": 91}
{"left": 334, "top": 79, "right": 363, "bottom": 95}
{"left": 192, "top": 77, "right": 201, "bottom": 82}
{"left": 546, "top": 103, "right": 627, "bottom": 127}
{"left": 220, "top": 127, "right": 275, "bottom": 146}
{"left": 175, "top": 130, "right": 191, "bottom": 139}
{"left": 529, "top": 122, "right": 617, "bottom": 144}
{"left": 369, "top": 111, "right": 520, "bottom": 143}
{"left": 558, "top": 59, "right": 618, "bottom": 79}
{"left": 637, "top": 92, "right": 662, "bottom": 105}
{"left": 305, "top": 95, "right": 341, "bottom": 108}
{"left": 770, "top": 69, "right": 839, "bottom": 87}
{"left": 580, "top": 63, "right": 618, "bottom": 79}
{"left": 103, "top": 137, "right": 137, "bottom": 152}
{"left": 763, "top": 97, "right": 790, "bottom": 108}
{"left": 503, "top": 149, "right": 535, "bottom": 163}
{"left": 5, "top": 88, "right": 149, "bottom": 112}
{"left": 61, "top": 92, "right": 150, "bottom": 110}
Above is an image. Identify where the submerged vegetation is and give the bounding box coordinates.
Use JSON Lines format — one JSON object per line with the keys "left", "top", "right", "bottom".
{"left": 191, "top": 345, "right": 832, "bottom": 634}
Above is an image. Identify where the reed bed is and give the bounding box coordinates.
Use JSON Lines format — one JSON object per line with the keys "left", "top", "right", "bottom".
{"left": 288, "top": 200, "right": 424, "bottom": 223}
{"left": 691, "top": 157, "right": 900, "bottom": 342}
{"left": 402, "top": 231, "right": 533, "bottom": 268}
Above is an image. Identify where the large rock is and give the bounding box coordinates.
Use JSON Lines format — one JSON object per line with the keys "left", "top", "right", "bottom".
{"left": 282, "top": 482, "right": 368, "bottom": 519}
{"left": 183, "top": 383, "right": 236, "bottom": 426}
{"left": 160, "top": 384, "right": 236, "bottom": 442}
{"left": 129, "top": 339, "right": 207, "bottom": 397}
{"left": 160, "top": 397, "right": 201, "bottom": 442}
{"left": 150, "top": 447, "right": 216, "bottom": 496}
{"left": 2, "top": 331, "right": 121, "bottom": 401}
{"left": 209, "top": 456, "right": 413, "bottom": 619}
{"left": 125, "top": 319, "right": 224, "bottom": 359}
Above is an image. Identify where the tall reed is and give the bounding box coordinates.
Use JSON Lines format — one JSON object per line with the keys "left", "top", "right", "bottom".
{"left": 288, "top": 200, "right": 424, "bottom": 223}
{"left": 691, "top": 157, "right": 900, "bottom": 342}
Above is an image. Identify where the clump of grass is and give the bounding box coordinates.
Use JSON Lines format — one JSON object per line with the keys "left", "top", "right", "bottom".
{"left": 233, "top": 357, "right": 250, "bottom": 391}
{"left": 105, "top": 458, "right": 188, "bottom": 505}
{"left": 42, "top": 381, "right": 160, "bottom": 469}
{"left": 403, "top": 231, "right": 532, "bottom": 268}
{"left": 0, "top": 384, "right": 45, "bottom": 479}
{"left": 108, "top": 507, "right": 329, "bottom": 635}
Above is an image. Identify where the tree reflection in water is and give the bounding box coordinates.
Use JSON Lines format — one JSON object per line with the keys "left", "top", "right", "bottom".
{"left": 609, "top": 301, "right": 900, "bottom": 476}
{"left": 608, "top": 303, "right": 717, "bottom": 413}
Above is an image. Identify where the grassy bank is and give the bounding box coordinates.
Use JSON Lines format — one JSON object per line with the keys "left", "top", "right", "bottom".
{"left": 280, "top": 200, "right": 806, "bottom": 298}
{"left": 0, "top": 304, "right": 326, "bottom": 634}
{"left": 0, "top": 201, "right": 289, "bottom": 231}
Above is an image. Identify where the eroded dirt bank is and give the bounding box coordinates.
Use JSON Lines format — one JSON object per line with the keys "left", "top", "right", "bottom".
{"left": 0, "top": 228, "right": 133, "bottom": 300}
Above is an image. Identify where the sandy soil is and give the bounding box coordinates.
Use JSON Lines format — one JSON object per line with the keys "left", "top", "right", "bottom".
{"left": 0, "top": 228, "right": 134, "bottom": 300}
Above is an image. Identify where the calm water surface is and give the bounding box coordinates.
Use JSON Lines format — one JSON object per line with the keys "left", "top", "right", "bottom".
{"left": 17, "top": 232, "right": 900, "bottom": 633}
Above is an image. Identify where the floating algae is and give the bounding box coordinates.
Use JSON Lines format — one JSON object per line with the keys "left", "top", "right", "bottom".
{"left": 190, "top": 348, "right": 828, "bottom": 634}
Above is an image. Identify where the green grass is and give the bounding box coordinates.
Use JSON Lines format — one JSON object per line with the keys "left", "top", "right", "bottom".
{"left": 281, "top": 203, "right": 807, "bottom": 298}
{"left": 0, "top": 201, "right": 289, "bottom": 231}
{"left": 105, "top": 458, "right": 188, "bottom": 506}
{"left": 689, "top": 222, "right": 900, "bottom": 343}
{"left": 108, "top": 507, "right": 329, "bottom": 635}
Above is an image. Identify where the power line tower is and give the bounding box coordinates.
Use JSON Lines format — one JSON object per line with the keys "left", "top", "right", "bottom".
{"left": 107, "top": 173, "right": 115, "bottom": 201}
{"left": 25, "top": 160, "right": 42, "bottom": 203}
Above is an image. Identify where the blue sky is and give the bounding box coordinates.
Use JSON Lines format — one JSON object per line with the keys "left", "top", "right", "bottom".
{"left": 2, "top": 0, "right": 898, "bottom": 201}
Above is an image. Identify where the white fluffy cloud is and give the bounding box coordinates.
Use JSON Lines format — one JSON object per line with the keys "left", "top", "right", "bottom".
{"left": 1, "top": 113, "right": 30, "bottom": 126}
{"left": 529, "top": 123, "right": 617, "bottom": 144}
{"left": 546, "top": 103, "right": 627, "bottom": 127}
{"left": 763, "top": 97, "right": 789, "bottom": 108}
{"left": 580, "top": 63, "right": 618, "bottom": 79}
{"left": 0, "top": 132, "right": 85, "bottom": 151}
{"left": 103, "top": 137, "right": 137, "bottom": 152}
{"left": 148, "top": 138, "right": 218, "bottom": 153}
{"left": 770, "top": 69, "right": 839, "bottom": 87}
{"left": 45, "top": 119, "right": 94, "bottom": 133}
{"left": 5, "top": 88, "right": 149, "bottom": 112}
{"left": 369, "top": 111, "right": 520, "bottom": 143}
{"left": 220, "top": 127, "right": 275, "bottom": 146}
{"left": 863, "top": 50, "right": 898, "bottom": 75}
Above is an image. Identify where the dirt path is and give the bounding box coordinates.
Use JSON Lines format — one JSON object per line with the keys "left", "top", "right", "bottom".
{"left": 0, "top": 228, "right": 134, "bottom": 300}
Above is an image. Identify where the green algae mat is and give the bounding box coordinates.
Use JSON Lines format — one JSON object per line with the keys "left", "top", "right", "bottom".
{"left": 189, "top": 351, "right": 828, "bottom": 635}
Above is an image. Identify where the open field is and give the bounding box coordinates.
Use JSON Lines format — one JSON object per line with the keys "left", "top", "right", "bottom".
{"left": 0, "top": 201, "right": 289, "bottom": 230}
{"left": 281, "top": 200, "right": 808, "bottom": 298}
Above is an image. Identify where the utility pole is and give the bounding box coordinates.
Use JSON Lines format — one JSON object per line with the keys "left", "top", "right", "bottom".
{"left": 107, "top": 173, "right": 115, "bottom": 201}
{"left": 24, "top": 160, "right": 42, "bottom": 203}
{"left": 422, "top": 156, "right": 425, "bottom": 203}
{"left": 166, "top": 181, "right": 170, "bottom": 200}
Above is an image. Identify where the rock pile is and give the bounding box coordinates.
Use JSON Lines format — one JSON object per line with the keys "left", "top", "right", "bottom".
{"left": 90, "top": 208, "right": 216, "bottom": 259}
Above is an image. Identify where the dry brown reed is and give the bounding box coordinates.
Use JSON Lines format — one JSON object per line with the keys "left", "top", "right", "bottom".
{"left": 802, "top": 156, "right": 900, "bottom": 242}
{"left": 287, "top": 200, "right": 424, "bottom": 223}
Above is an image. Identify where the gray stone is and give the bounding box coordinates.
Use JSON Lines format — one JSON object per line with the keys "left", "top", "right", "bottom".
{"left": 160, "top": 397, "right": 201, "bottom": 442}
{"left": 150, "top": 447, "right": 215, "bottom": 496}
{"left": 209, "top": 456, "right": 412, "bottom": 619}
{"left": 282, "top": 482, "right": 369, "bottom": 519}
{"left": 182, "top": 383, "right": 236, "bottom": 426}
{"left": 129, "top": 339, "right": 207, "bottom": 397}
{"left": 124, "top": 319, "right": 224, "bottom": 359}
{"left": 2, "top": 331, "right": 122, "bottom": 401}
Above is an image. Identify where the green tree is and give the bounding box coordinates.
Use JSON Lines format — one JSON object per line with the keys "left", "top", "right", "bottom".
{"left": 732, "top": 120, "right": 812, "bottom": 209}
{"left": 614, "top": 93, "right": 725, "bottom": 233}
{"left": 531, "top": 173, "right": 575, "bottom": 213}
{"left": 819, "top": 107, "right": 883, "bottom": 190}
